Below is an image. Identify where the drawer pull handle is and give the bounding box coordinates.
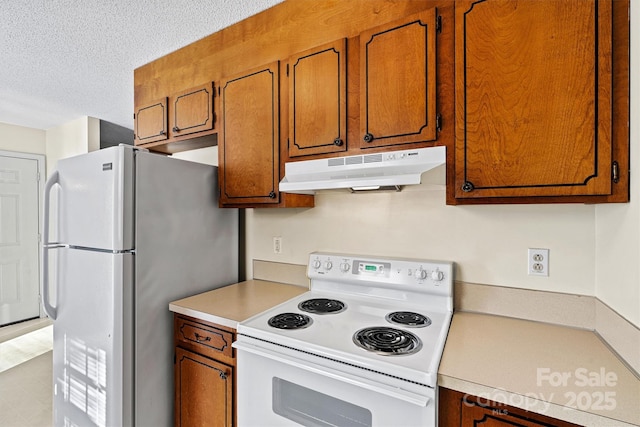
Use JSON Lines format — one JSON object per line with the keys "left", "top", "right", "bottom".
{"left": 194, "top": 333, "right": 211, "bottom": 343}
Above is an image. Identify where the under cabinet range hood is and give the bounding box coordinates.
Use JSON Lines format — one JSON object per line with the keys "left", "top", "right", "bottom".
{"left": 279, "top": 146, "right": 446, "bottom": 194}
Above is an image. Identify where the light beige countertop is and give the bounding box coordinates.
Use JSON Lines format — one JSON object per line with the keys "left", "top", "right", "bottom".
{"left": 169, "top": 280, "right": 308, "bottom": 330}
{"left": 439, "top": 312, "right": 640, "bottom": 426}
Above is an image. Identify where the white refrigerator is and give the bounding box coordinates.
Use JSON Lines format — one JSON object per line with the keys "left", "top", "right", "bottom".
{"left": 41, "top": 145, "right": 238, "bottom": 427}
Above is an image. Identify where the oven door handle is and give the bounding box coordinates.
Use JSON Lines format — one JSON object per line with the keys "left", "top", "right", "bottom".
{"left": 233, "top": 340, "right": 431, "bottom": 407}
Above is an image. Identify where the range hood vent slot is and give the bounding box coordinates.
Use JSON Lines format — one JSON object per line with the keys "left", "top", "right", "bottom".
{"left": 279, "top": 146, "right": 445, "bottom": 194}
{"left": 364, "top": 154, "right": 383, "bottom": 163}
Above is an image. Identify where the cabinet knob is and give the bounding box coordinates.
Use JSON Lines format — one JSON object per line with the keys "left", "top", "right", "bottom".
{"left": 461, "top": 181, "right": 475, "bottom": 192}
{"left": 159, "top": 130, "right": 166, "bottom": 135}
{"left": 172, "top": 126, "right": 180, "bottom": 132}
{"left": 333, "top": 138, "right": 344, "bottom": 146}
{"left": 219, "top": 371, "right": 228, "bottom": 380}
{"left": 268, "top": 191, "right": 277, "bottom": 199}
{"left": 363, "top": 133, "right": 374, "bottom": 143}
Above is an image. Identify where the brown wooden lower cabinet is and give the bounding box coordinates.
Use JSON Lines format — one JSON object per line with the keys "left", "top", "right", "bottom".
{"left": 439, "top": 387, "right": 581, "bottom": 427}
{"left": 174, "top": 314, "right": 236, "bottom": 427}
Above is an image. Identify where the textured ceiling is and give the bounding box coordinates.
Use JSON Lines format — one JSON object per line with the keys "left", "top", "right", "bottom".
{"left": 0, "top": 0, "right": 283, "bottom": 131}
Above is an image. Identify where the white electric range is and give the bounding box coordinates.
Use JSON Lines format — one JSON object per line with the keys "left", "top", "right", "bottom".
{"left": 233, "top": 252, "right": 454, "bottom": 427}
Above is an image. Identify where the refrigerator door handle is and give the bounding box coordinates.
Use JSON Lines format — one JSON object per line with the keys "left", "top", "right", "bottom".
{"left": 42, "top": 171, "right": 59, "bottom": 320}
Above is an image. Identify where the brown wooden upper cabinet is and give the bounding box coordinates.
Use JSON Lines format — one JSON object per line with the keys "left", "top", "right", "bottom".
{"left": 170, "top": 82, "right": 215, "bottom": 138}
{"left": 134, "top": 83, "right": 215, "bottom": 153}
{"left": 134, "top": 97, "right": 168, "bottom": 145}
{"left": 359, "top": 8, "right": 439, "bottom": 149}
{"left": 452, "top": 0, "right": 629, "bottom": 204}
{"left": 287, "top": 39, "right": 348, "bottom": 158}
{"left": 218, "top": 62, "right": 281, "bottom": 207}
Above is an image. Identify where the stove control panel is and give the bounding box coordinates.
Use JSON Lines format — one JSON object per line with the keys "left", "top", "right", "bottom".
{"left": 308, "top": 252, "right": 454, "bottom": 294}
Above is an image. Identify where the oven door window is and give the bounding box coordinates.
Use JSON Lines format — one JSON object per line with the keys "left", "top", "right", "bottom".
{"left": 273, "top": 377, "right": 372, "bottom": 427}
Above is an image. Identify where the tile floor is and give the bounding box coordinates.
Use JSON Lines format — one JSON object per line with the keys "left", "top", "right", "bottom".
{"left": 0, "top": 318, "right": 53, "bottom": 427}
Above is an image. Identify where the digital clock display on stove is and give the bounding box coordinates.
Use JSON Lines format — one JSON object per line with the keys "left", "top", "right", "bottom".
{"left": 356, "top": 261, "right": 390, "bottom": 277}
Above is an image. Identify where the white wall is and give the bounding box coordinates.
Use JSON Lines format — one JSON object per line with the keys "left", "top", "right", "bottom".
{"left": 172, "top": 146, "right": 218, "bottom": 166}
{"left": 247, "top": 171, "right": 597, "bottom": 294}
{"left": 594, "top": 2, "right": 640, "bottom": 327}
{"left": 0, "top": 122, "right": 46, "bottom": 155}
{"left": 45, "top": 116, "right": 100, "bottom": 175}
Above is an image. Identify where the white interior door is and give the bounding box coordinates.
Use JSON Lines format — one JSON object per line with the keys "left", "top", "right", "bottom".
{"left": 0, "top": 152, "right": 42, "bottom": 326}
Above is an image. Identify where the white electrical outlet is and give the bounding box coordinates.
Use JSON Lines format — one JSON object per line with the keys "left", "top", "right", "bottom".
{"left": 528, "top": 248, "right": 549, "bottom": 276}
{"left": 273, "top": 237, "right": 282, "bottom": 254}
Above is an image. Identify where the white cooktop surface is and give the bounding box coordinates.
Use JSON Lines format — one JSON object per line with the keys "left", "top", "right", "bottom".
{"left": 238, "top": 290, "right": 452, "bottom": 387}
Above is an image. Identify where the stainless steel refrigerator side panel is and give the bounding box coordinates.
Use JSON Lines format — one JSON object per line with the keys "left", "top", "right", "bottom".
{"left": 133, "top": 152, "right": 239, "bottom": 427}
{"left": 51, "top": 247, "right": 133, "bottom": 427}
{"left": 54, "top": 147, "right": 135, "bottom": 251}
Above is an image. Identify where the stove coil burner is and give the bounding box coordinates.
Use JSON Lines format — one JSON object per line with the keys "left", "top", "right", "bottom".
{"left": 298, "top": 298, "right": 346, "bottom": 315}
{"left": 353, "top": 327, "right": 422, "bottom": 356}
{"left": 385, "top": 311, "right": 432, "bottom": 328}
{"left": 268, "top": 313, "right": 313, "bottom": 330}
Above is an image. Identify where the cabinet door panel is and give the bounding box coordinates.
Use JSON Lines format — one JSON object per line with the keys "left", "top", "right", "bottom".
{"left": 359, "top": 8, "right": 438, "bottom": 148}
{"left": 135, "top": 97, "right": 168, "bottom": 144}
{"left": 462, "top": 404, "right": 574, "bottom": 427}
{"left": 454, "top": 0, "right": 613, "bottom": 199}
{"left": 288, "top": 39, "right": 347, "bottom": 157}
{"left": 439, "top": 388, "right": 581, "bottom": 427}
{"left": 219, "top": 62, "right": 280, "bottom": 205}
{"left": 171, "top": 82, "right": 215, "bottom": 137}
{"left": 175, "top": 347, "right": 233, "bottom": 427}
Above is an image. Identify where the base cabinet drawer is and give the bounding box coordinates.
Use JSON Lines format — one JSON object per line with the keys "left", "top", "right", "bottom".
{"left": 175, "top": 315, "right": 234, "bottom": 363}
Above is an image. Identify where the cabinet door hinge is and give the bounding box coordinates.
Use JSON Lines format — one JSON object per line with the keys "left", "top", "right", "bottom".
{"left": 436, "top": 113, "right": 442, "bottom": 132}
{"left": 436, "top": 15, "right": 442, "bottom": 34}
{"left": 612, "top": 161, "right": 620, "bottom": 184}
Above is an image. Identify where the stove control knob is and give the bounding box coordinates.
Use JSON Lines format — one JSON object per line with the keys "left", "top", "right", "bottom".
{"left": 340, "top": 262, "right": 350, "bottom": 272}
{"left": 312, "top": 260, "right": 321, "bottom": 269}
{"left": 431, "top": 269, "right": 445, "bottom": 281}
{"left": 415, "top": 268, "right": 428, "bottom": 280}
{"left": 324, "top": 261, "right": 333, "bottom": 270}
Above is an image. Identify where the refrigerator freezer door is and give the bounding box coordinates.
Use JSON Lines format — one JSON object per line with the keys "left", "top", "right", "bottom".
{"left": 133, "top": 152, "right": 239, "bottom": 426}
{"left": 51, "top": 247, "right": 133, "bottom": 427}
{"left": 55, "top": 146, "right": 134, "bottom": 251}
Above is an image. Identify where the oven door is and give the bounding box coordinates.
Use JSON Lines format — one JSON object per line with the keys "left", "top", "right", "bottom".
{"left": 233, "top": 337, "right": 436, "bottom": 427}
